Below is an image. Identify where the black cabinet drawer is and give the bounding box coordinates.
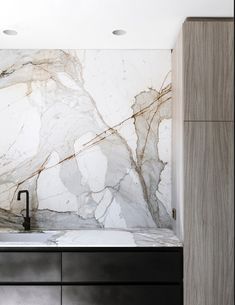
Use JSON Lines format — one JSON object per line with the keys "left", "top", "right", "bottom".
{"left": 62, "top": 251, "right": 182, "bottom": 283}
{"left": 0, "top": 252, "right": 61, "bottom": 282}
{"left": 62, "top": 285, "right": 182, "bottom": 305}
{"left": 0, "top": 286, "right": 61, "bottom": 305}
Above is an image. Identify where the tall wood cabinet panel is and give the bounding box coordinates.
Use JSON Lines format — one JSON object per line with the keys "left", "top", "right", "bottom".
{"left": 184, "top": 122, "right": 234, "bottom": 305}
{"left": 172, "top": 17, "right": 234, "bottom": 305}
{"left": 183, "top": 19, "right": 234, "bottom": 121}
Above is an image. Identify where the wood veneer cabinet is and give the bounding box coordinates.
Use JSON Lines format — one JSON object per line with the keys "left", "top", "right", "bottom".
{"left": 183, "top": 18, "right": 234, "bottom": 121}
{"left": 172, "top": 18, "right": 234, "bottom": 238}
{"left": 172, "top": 18, "right": 234, "bottom": 305}
{"left": 184, "top": 122, "right": 234, "bottom": 305}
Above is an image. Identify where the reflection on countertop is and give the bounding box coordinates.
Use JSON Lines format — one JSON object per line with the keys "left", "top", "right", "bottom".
{"left": 0, "top": 228, "right": 182, "bottom": 248}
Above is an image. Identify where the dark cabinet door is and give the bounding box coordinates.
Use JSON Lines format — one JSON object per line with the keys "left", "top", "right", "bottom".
{"left": 62, "top": 251, "right": 182, "bottom": 283}
{"left": 0, "top": 286, "right": 61, "bottom": 305}
{"left": 0, "top": 252, "right": 61, "bottom": 282}
{"left": 62, "top": 285, "right": 182, "bottom": 305}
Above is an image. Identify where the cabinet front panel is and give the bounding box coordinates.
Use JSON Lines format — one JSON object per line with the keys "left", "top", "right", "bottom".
{"left": 0, "top": 252, "right": 61, "bottom": 282}
{"left": 183, "top": 20, "right": 234, "bottom": 121}
{"left": 62, "top": 285, "right": 182, "bottom": 305}
{"left": 62, "top": 251, "right": 182, "bottom": 283}
{"left": 184, "top": 122, "right": 234, "bottom": 305}
{"left": 0, "top": 286, "right": 61, "bottom": 305}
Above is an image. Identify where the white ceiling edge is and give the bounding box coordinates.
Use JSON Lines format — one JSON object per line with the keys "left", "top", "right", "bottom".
{"left": 0, "top": 0, "right": 233, "bottom": 49}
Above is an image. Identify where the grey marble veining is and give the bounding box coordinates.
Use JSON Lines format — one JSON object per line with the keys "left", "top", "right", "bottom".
{"left": 0, "top": 50, "right": 172, "bottom": 230}
{"left": 0, "top": 228, "right": 182, "bottom": 247}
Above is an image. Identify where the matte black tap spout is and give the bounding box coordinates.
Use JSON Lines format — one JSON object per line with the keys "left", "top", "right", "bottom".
{"left": 17, "top": 190, "right": 30, "bottom": 231}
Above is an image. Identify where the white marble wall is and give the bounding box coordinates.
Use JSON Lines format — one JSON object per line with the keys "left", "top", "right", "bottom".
{"left": 0, "top": 50, "right": 172, "bottom": 230}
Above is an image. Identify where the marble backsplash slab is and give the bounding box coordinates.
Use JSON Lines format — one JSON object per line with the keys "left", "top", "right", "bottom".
{"left": 0, "top": 50, "right": 172, "bottom": 230}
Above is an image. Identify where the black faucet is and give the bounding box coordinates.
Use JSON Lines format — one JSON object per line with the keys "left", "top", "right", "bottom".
{"left": 17, "top": 190, "right": 30, "bottom": 231}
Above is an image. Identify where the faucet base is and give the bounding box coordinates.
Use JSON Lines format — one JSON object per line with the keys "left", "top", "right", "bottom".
{"left": 23, "top": 217, "right": 31, "bottom": 231}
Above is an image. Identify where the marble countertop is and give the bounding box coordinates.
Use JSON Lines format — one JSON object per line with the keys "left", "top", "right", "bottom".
{"left": 0, "top": 228, "right": 182, "bottom": 248}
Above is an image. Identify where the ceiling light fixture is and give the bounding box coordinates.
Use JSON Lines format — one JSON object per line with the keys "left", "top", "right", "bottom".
{"left": 112, "top": 29, "right": 126, "bottom": 36}
{"left": 3, "top": 29, "right": 18, "bottom": 36}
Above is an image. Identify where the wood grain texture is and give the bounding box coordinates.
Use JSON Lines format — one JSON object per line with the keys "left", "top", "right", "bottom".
{"left": 171, "top": 29, "right": 184, "bottom": 241}
{"left": 183, "top": 20, "right": 234, "bottom": 121}
{"left": 184, "top": 122, "right": 234, "bottom": 305}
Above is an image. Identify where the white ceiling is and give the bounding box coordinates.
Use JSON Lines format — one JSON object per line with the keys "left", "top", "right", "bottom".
{"left": 0, "top": 0, "right": 233, "bottom": 49}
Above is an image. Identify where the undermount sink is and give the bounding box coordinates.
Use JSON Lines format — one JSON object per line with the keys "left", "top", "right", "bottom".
{"left": 0, "top": 232, "right": 55, "bottom": 243}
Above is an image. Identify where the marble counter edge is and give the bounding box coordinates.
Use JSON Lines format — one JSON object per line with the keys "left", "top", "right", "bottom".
{"left": 0, "top": 228, "right": 183, "bottom": 248}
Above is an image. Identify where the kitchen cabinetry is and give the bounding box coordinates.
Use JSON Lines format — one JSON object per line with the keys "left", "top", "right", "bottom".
{"left": 62, "top": 285, "right": 182, "bottom": 305}
{"left": 0, "top": 248, "right": 183, "bottom": 305}
{"left": 183, "top": 18, "right": 233, "bottom": 121}
{"left": 172, "top": 17, "right": 234, "bottom": 305}
{"left": 0, "top": 286, "right": 60, "bottom": 305}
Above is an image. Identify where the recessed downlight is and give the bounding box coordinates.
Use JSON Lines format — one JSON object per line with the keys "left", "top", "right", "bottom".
{"left": 112, "top": 29, "right": 126, "bottom": 36}
{"left": 3, "top": 29, "right": 18, "bottom": 36}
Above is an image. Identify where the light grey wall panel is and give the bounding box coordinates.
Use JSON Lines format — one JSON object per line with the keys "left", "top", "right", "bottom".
{"left": 172, "top": 28, "right": 184, "bottom": 241}
{"left": 0, "top": 252, "right": 61, "bottom": 282}
{"left": 184, "top": 122, "right": 234, "bottom": 305}
{"left": 0, "top": 286, "right": 60, "bottom": 305}
{"left": 183, "top": 20, "right": 234, "bottom": 121}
